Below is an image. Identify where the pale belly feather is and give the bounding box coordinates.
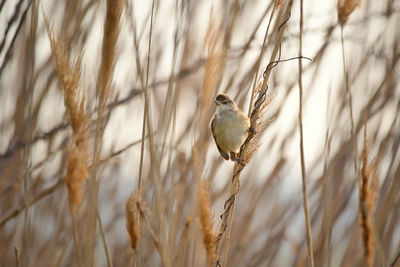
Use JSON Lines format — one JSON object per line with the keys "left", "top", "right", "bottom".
{"left": 214, "top": 109, "right": 250, "bottom": 153}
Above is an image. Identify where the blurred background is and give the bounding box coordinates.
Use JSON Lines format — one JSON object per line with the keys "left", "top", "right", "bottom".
{"left": 0, "top": 0, "right": 399, "bottom": 266}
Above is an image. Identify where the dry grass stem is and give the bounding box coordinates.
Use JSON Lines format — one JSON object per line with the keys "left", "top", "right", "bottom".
{"left": 14, "top": 246, "right": 21, "bottom": 267}
{"left": 44, "top": 17, "right": 90, "bottom": 267}
{"left": 134, "top": 2, "right": 156, "bottom": 264}
{"left": 198, "top": 181, "right": 216, "bottom": 266}
{"left": 86, "top": 0, "right": 125, "bottom": 265}
{"left": 45, "top": 19, "right": 90, "bottom": 213}
{"left": 136, "top": 199, "right": 163, "bottom": 259}
{"left": 97, "top": 0, "right": 124, "bottom": 104}
{"left": 298, "top": 0, "right": 314, "bottom": 265}
{"left": 339, "top": 2, "right": 358, "bottom": 194}
{"left": 92, "top": 0, "right": 125, "bottom": 179}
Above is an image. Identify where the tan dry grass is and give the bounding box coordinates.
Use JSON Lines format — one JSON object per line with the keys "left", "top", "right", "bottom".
{"left": 337, "top": 0, "right": 361, "bottom": 26}
{"left": 198, "top": 181, "right": 216, "bottom": 266}
{"left": 96, "top": 0, "right": 125, "bottom": 103}
{"left": 85, "top": 1, "right": 125, "bottom": 266}
{"left": 126, "top": 192, "right": 140, "bottom": 251}
{"left": 298, "top": 0, "right": 314, "bottom": 264}
{"left": 1, "top": 1, "right": 399, "bottom": 267}
{"left": 45, "top": 21, "right": 90, "bottom": 213}
{"left": 359, "top": 126, "right": 379, "bottom": 267}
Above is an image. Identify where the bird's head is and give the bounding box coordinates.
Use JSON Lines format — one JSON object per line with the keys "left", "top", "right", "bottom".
{"left": 214, "top": 94, "right": 237, "bottom": 110}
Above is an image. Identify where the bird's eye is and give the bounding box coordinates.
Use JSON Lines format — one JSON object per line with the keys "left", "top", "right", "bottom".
{"left": 215, "top": 94, "right": 234, "bottom": 105}
{"left": 216, "top": 95, "right": 226, "bottom": 102}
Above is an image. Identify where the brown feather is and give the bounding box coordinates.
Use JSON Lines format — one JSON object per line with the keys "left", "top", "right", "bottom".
{"left": 211, "top": 116, "right": 230, "bottom": 160}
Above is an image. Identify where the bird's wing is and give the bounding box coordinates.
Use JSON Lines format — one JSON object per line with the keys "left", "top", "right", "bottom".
{"left": 211, "top": 116, "right": 230, "bottom": 161}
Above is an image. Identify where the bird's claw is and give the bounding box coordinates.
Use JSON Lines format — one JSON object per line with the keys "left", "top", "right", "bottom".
{"left": 230, "top": 152, "right": 246, "bottom": 166}
{"left": 236, "top": 158, "right": 247, "bottom": 166}
{"left": 249, "top": 126, "right": 256, "bottom": 135}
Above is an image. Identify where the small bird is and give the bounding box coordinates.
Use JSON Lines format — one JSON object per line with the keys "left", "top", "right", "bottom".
{"left": 211, "top": 93, "right": 252, "bottom": 164}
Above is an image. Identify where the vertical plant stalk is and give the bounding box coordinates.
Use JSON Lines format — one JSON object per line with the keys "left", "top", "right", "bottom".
{"left": 134, "top": 0, "right": 155, "bottom": 261}
{"left": 22, "top": 3, "right": 38, "bottom": 264}
{"left": 137, "top": 0, "right": 155, "bottom": 199}
{"left": 70, "top": 211, "right": 84, "bottom": 267}
{"left": 214, "top": 1, "right": 294, "bottom": 264}
{"left": 337, "top": 0, "right": 360, "bottom": 181}
{"left": 222, "top": 196, "right": 235, "bottom": 267}
{"left": 15, "top": 246, "right": 21, "bottom": 267}
{"left": 44, "top": 13, "right": 89, "bottom": 266}
{"left": 338, "top": 2, "right": 364, "bottom": 265}
{"left": 248, "top": 1, "right": 281, "bottom": 116}
{"left": 127, "top": 5, "right": 147, "bottom": 257}
{"left": 298, "top": 0, "right": 314, "bottom": 266}
{"left": 88, "top": 0, "right": 124, "bottom": 266}
{"left": 340, "top": 28, "right": 358, "bottom": 176}
{"left": 198, "top": 181, "right": 216, "bottom": 266}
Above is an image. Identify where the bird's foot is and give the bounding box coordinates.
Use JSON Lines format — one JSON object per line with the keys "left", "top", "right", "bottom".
{"left": 230, "top": 152, "right": 246, "bottom": 166}
{"left": 248, "top": 126, "right": 256, "bottom": 135}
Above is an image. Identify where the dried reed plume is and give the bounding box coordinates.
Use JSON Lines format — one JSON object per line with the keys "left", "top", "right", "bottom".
{"left": 359, "top": 127, "right": 378, "bottom": 267}
{"left": 198, "top": 181, "right": 216, "bottom": 266}
{"left": 96, "top": 0, "right": 124, "bottom": 105}
{"left": 126, "top": 192, "right": 140, "bottom": 251}
{"left": 45, "top": 22, "right": 90, "bottom": 213}
{"left": 337, "top": 0, "right": 361, "bottom": 26}
{"left": 88, "top": 1, "right": 125, "bottom": 263}
{"left": 92, "top": 0, "right": 124, "bottom": 181}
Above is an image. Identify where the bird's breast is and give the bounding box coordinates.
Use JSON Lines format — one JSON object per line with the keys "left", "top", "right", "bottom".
{"left": 213, "top": 109, "right": 250, "bottom": 153}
